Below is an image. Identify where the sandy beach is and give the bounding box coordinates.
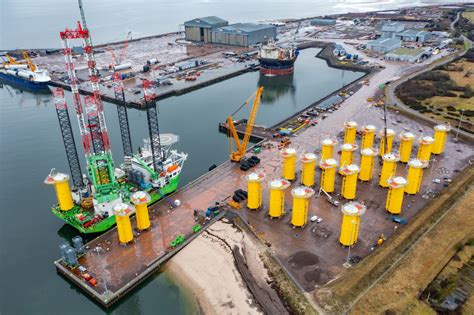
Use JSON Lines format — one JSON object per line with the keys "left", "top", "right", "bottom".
{"left": 165, "top": 218, "right": 286, "bottom": 314}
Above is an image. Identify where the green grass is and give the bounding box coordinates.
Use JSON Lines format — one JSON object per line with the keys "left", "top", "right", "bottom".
{"left": 389, "top": 47, "right": 425, "bottom": 56}
{"left": 462, "top": 11, "right": 474, "bottom": 23}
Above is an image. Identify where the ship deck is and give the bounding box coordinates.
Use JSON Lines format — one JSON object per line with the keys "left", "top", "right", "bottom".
{"left": 55, "top": 89, "right": 474, "bottom": 307}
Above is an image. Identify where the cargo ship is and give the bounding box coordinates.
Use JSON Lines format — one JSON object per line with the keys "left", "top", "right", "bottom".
{"left": 46, "top": 137, "right": 187, "bottom": 234}
{"left": 0, "top": 53, "right": 51, "bottom": 91}
{"left": 258, "top": 39, "right": 299, "bottom": 76}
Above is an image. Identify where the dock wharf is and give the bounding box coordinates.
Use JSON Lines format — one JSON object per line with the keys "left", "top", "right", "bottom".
{"left": 55, "top": 79, "right": 473, "bottom": 305}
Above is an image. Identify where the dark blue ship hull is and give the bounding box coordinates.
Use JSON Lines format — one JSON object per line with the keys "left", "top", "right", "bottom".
{"left": 0, "top": 72, "right": 50, "bottom": 91}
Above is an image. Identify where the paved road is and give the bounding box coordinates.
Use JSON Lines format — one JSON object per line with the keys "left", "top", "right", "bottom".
{"left": 385, "top": 12, "right": 473, "bottom": 141}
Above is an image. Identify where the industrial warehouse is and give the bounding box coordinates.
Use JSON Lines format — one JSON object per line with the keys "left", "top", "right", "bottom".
{"left": 184, "top": 16, "right": 277, "bottom": 46}
{"left": 1, "top": 1, "right": 473, "bottom": 314}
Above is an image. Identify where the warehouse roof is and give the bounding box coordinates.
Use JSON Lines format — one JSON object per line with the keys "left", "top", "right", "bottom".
{"left": 368, "top": 37, "right": 401, "bottom": 46}
{"left": 396, "top": 29, "right": 431, "bottom": 37}
{"left": 214, "top": 23, "right": 276, "bottom": 35}
{"left": 184, "top": 16, "right": 228, "bottom": 28}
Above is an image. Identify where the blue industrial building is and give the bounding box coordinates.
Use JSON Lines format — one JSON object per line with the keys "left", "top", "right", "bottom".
{"left": 184, "top": 16, "right": 229, "bottom": 42}
{"left": 367, "top": 37, "right": 402, "bottom": 53}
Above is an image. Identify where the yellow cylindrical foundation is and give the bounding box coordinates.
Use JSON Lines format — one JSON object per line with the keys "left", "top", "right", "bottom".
{"left": 432, "top": 124, "right": 450, "bottom": 155}
{"left": 379, "top": 153, "right": 400, "bottom": 187}
{"left": 280, "top": 148, "right": 297, "bottom": 181}
{"left": 339, "top": 143, "right": 358, "bottom": 172}
{"left": 291, "top": 186, "right": 315, "bottom": 227}
{"left": 340, "top": 164, "right": 359, "bottom": 200}
{"left": 359, "top": 148, "right": 377, "bottom": 181}
{"left": 268, "top": 179, "right": 291, "bottom": 218}
{"left": 417, "top": 136, "right": 434, "bottom": 164}
{"left": 361, "top": 125, "right": 376, "bottom": 149}
{"left": 405, "top": 159, "right": 425, "bottom": 195}
{"left": 321, "top": 138, "right": 338, "bottom": 161}
{"left": 378, "top": 128, "right": 395, "bottom": 156}
{"left": 246, "top": 172, "right": 265, "bottom": 210}
{"left": 131, "top": 191, "right": 152, "bottom": 231}
{"left": 44, "top": 172, "right": 74, "bottom": 211}
{"left": 300, "top": 153, "right": 317, "bottom": 186}
{"left": 344, "top": 120, "right": 358, "bottom": 144}
{"left": 114, "top": 203, "right": 135, "bottom": 244}
{"left": 386, "top": 177, "right": 408, "bottom": 214}
{"left": 339, "top": 202, "right": 366, "bottom": 246}
{"left": 398, "top": 131, "right": 415, "bottom": 163}
{"left": 320, "top": 158, "right": 338, "bottom": 193}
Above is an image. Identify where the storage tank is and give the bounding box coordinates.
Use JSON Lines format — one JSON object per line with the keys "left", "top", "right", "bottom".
{"left": 339, "top": 143, "right": 358, "bottom": 172}
{"left": 319, "top": 158, "right": 338, "bottom": 193}
{"left": 386, "top": 176, "right": 408, "bottom": 214}
{"left": 405, "top": 159, "right": 426, "bottom": 195}
{"left": 300, "top": 152, "right": 317, "bottom": 187}
{"left": 280, "top": 148, "right": 297, "bottom": 181}
{"left": 113, "top": 62, "right": 132, "bottom": 71}
{"left": 379, "top": 153, "right": 400, "bottom": 187}
{"left": 268, "top": 179, "right": 291, "bottom": 218}
{"left": 291, "top": 186, "right": 315, "bottom": 227}
{"left": 321, "top": 138, "right": 338, "bottom": 160}
{"left": 72, "top": 236, "right": 84, "bottom": 255}
{"left": 5, "top": 64, "right": 28, "bottom": 70}
{"left": 361, "top": 125, "right": 376, "bottom": 149}
{"left": 343, "top": 120, "right": 358, "bottom": 144}
{"left": 416, "top": 136, "right": 434, "bottom": 164}
{"left": 340, "top": 164, "right": 359, "bottom": 200}
{"left": 246, "top": 172, "right": 265, "bottom": 210}
{"left": 398, "top": 131, "right": 415, "bottom": 163}
{"left": 131, "top": 191, "right": 152, "bottom": 231}
{"left": 339, "top": 202, "right": 366, "bottom": 246}
{"left": 359, "top": 147, "right": 377, "bottom": 181}
{"left": 432, "top": 124, "right": 450, "bottom": 155}
{"left": 44, "top": 172, "right": 74, "bottom": 211}
{"left": 378, "top": 128, "right": 395, "bottom": 156}
{"left": 114, "top": 203, "right": 135, "bottom": 244}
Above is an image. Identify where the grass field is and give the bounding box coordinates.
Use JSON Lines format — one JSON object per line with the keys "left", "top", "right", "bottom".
{"left": 463, "top": 11, "right": 474, "bottom": 23}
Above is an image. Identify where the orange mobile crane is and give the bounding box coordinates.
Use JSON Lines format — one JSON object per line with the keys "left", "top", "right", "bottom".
{"left": 227, "top": 87, "right": 264, "bottom": 162}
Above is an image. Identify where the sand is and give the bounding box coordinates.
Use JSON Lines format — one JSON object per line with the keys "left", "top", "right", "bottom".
{"left": 165, "top": 219, "right": 271, "bottom": 315}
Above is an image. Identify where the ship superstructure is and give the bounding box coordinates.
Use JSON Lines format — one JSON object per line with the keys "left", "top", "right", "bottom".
{"left": 258, "top": 38, "right": 299, "bottom": 76}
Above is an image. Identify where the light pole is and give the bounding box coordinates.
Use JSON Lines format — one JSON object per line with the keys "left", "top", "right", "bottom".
{"left": 455, "top": 109, "right": 464, "bottom": 142}
{"left": 94, "top": 246, "right": 108, "bottom": 294}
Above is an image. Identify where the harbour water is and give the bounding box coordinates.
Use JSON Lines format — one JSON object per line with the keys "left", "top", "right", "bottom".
{"left": 0, "top": 46, "right": 363, "bottom": 313}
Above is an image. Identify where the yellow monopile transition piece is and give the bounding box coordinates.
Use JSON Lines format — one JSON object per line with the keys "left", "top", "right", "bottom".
{"left": 320, "top": 158, "right": 338, "bottom": 193}
{"left": 300, "top": 152, "right": 317, "bottom": 186}
{"left": 417, "top": 136, "right": 434, "bottom": 164}
{"left": 114, "top": 203, "right": 135, "bottom": 244}
{"left": 339, "top": 202, "right": 366, "bottom": 246}
{"left": 246, "top": 172, "right": 265, "bottom": 210}
{"left": 378, "top": 128, "right": 395, "bottom": 156}
{"left": 321, "top": 138, "right": 338, "bottom": 160}
{"left": 398, "top": 131, "right": 415, "bottom": 163}
{"left": 44, "top": 171, "right": 74, "bottom": 211}
{"left": 339, "top": 143, "right": 358, "bottom": 171}
{"left": 340, "top": 164, "right": 360, "bottom": 200}
{"left": 268, "top": 179, "right": 291, "bottom": 218}
{"left": 131, "top": 191, "right": 152, "bottom": 231}
{"left": 405, "top": 159, "right": 426, "bottom": 195}
{"left": 291, "top": 186, "right": 315, "bottom": 227}
{"left": 280, "top": 147, "right": 297, "bottom": 181}
{"left": 359, "top": 147, "right": 378, "bottom": 181}
{"left": 361, "top": 125, "right": 376, "bottom": 149}
{"left": 386, "top": 177, "right": 408, "bottom": 214}
{"left": 343, "top": 120, "right": 358, "bottom": 144}
{"left": 379, "top": 153, "right": 400, "bottom": 187}
{"left": 432, "top": 124, "right": 450, "bottom": 155}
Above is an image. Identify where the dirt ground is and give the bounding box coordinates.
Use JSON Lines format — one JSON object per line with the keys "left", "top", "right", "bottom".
{"left": 350, "top": 185, "right": 474, "bottom": 314}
